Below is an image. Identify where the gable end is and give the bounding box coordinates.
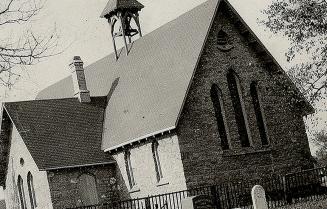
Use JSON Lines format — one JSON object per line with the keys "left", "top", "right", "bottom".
{"left": 222, "top": 0, "right": 314, "bottom": 115}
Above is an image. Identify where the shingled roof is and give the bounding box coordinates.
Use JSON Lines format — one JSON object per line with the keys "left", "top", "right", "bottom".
{"left": 3, "top": 97, "right": 114, "bottom": 170}
{"left": 0, "top": 200, "right": 5, "bottom": 209}
{"left": 36, "top": 0, "right": 312, "bottom": 151}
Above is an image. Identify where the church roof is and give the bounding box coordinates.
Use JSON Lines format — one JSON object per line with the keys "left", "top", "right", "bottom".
{"left": 3, "top": 97, "right": 114, "bottom": 170}
{"left": 36, "top": 0, "right": 313, "bottom": 151}
{"left": 100, "top": 0, "right": 144, "bottom": 18}
{"left": 37, "top": 0, "right": 220, "bottom": 151}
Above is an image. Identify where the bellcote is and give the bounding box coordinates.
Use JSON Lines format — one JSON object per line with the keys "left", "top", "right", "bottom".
{"left": 101, "top": 0, "right": 144, "bottom": 60}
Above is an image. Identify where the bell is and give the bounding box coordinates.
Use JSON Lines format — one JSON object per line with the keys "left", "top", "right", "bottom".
{"left": 123, "top": 16, "right": 139, "bottom": 37}
{"left": 125, "top": 27, "right": 139, "bottom": 36}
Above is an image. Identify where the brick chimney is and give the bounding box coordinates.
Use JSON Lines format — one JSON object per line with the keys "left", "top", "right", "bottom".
{"left": 69, "top": 56, "right": 91, "bottom": 103}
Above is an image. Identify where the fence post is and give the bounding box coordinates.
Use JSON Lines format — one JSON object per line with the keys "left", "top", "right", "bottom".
{"left": 226, "top": 183, "right": 232, "bottom": 208}
{"left": 210, "top": 185, "right": 221, "bottom": 209}
{"left": 145, "top": 197, "right": 151, "bottom": 209}
{"left": 283, "top": 176, "right": 292, "bottom": 204}
{"left": 282, "top": 176, "right": 287, "bottom": 202}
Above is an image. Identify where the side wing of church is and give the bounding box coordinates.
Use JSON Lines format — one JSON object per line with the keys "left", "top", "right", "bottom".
{"left": 0, "top": 0, "right": 314, "bottom": 208}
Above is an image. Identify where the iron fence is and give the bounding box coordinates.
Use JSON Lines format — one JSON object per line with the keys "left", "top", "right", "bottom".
{"left": 68, "top": 166, "right": 327, "bottom": 209}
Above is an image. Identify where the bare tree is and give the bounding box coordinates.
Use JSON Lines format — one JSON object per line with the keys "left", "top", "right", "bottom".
{"left": 0, "top": 0, "right": 59, "bottom": 88}
{"left": 261, "top": 0, "right": 327, "bottom": 105}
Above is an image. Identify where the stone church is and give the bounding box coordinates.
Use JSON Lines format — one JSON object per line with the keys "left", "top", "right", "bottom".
{"left": 0, "top": 0, "right": 314, "bottom": 208}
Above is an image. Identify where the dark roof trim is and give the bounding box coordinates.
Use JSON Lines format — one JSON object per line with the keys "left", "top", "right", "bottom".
{"left": 42, "top": 161, "right": 116, "bottom": 171}
{"left": 222, "top": 0, "right": 314, "bottom": 115}
{"left": 106, "top": 129, "right": 177, "bottom": 154}
{"left": 0, "top": 105, "right": 14, "bottom": 189}
{"left": 103, "top": 126, "right": 175, "bottom": 152}
{"left": 175, "top": 0, "right": 222, "bottom": 127}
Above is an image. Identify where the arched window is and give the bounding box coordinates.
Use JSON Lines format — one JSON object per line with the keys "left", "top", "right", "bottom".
{"left": 217, "top": 30, "right": 228, "bottom": 46}
{"left": 17, "top": 175, "right": 27, "bottom": 209}
{"left": 152, "top": 140, "right": 163, "bottom": 182}
{"left": 125, "top": 150, "right": 136, "bottom": 188}
{"left": 210, "top": 84, "right": 229, "bottom": 150}
{"left": 250, "top": 82, "right": 269, "bottom": 145}
{"left": 217, "top": 29, "right": 233, "bottom": 51}
{"left": 227, "top": 70, "right": 251, "bottom": 147}
{"left": 27, "top": 172, "right": 37, "bottom": 209}
{"left": 77, "top": 173, "right": 99, "bottom": 206}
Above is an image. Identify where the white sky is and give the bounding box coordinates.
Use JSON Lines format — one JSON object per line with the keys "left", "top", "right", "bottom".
{"left": 3, "top": 0, "right": 284, "bottom": 100}
{"left": 0, "top": 0, "right": 325, "bottom": 200}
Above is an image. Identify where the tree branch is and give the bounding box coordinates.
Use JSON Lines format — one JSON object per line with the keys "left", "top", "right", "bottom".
{"left": 260, "top": 0, "right": 327, "bottom": 105}
{"left": 0, "top": 0, "right": 61, "bottom": 87}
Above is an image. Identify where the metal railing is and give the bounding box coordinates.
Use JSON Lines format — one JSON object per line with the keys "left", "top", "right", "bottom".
{"left": 68, "top": 166, "right": 327, "bottom": 209}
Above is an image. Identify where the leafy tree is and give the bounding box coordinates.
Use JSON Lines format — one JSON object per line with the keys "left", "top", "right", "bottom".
{"left": 0, "top": 0, "right": 59, "bottom": 88}
{"left": 313, "top": 130, "right": 327, "bottom": 166}
{"left": 261, "top": 0, "right": 327, "bottom": 104}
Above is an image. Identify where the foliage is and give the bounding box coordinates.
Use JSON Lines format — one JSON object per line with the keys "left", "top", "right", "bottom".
{"left": 261, "top": 0, "right": 327, "bottom": 104}
{"left": 0, "top": 0, "right": 59, "bottom": 88}
{"left": 313, "top": 130, "right": 327, "bottom": 166}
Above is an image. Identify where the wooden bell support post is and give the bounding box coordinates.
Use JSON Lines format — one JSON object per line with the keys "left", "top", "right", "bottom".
{"left": 101, "top": 0, "right": 144, "bottom": 60}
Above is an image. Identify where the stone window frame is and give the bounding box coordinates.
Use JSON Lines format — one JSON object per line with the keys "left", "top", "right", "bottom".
{"left": 152, "top": 140, "right": 164, "bottom": 182}
{"left": 217, "top": 27, "right": 234, "bottom": 52}
{"left": 27, "top": 172, "right": 37, "bottom": 209}
{"left": 210, "top": 84, "right": 231, "bottom": 150}
{"left": 17, "top": 175, "right": 27, "bottom": 209}
{"left": 250, "top": 81, "right": 270, "bottom": 146}
{"left": 227, "top": 69, "right": 253, "bottom": 147}
{"left": 124, "top": 150, "right": 136, "bottom": 189}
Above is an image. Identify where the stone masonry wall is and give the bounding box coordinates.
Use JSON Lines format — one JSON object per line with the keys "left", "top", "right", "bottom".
{"left": 177, "top": 4, "right": 313, "bottom": 189}
{"left": 47, "top": 164, "right": 126, "bottom": 209}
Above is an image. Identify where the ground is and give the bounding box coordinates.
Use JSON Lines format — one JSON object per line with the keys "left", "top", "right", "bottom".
{"left": 274, "top": 197, "right": 327, "bottom": 209}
